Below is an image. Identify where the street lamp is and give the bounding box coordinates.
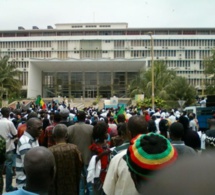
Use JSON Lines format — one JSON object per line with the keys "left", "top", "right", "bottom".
{"left": 148, "top": 32, "right": 155, "bottom": 110}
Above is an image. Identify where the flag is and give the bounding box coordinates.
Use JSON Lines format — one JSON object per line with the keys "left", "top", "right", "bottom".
{"left": 35, "top": 95, "right": 46, "bottom": 110}
{"left": 40, "top": 99, "right": 47, "bottom": 110}
{"left": 114, "top": 105, "right": 126, "bottom": 123}
{"left": 35, "top": 95, "right": 41, "bottom": 106}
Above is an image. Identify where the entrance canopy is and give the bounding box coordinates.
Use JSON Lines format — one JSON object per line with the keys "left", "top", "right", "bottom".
{"left": 27, "top": 58, "right": 146, "bottom": 98}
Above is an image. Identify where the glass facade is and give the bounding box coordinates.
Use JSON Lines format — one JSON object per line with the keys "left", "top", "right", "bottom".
{"left": 42, "top": 71, "right": 137, "bottom": 98}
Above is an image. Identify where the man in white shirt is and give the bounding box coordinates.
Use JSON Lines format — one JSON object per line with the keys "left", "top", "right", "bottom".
{"left": 0, "top": 107, "right": 17, "bottom": 192}
{"left": 103, "top": 116, "right": 148, "bottom": 195}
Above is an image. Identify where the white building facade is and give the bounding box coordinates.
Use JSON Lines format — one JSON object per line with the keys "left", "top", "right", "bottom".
{"left": 0, "top": 23, "right": 214, "bottom": 98}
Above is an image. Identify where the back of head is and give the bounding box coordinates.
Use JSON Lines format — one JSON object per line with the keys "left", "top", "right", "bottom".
{"left": 59, "top": 108, "right": 69, "bottom": 119}
{"left": 53, "top": 112, "right": 61, "bottom": 123}
{"left": 117, "top": 114, "right": 126, "bottom": 123}
{"left": 127, "top": 115, "right": 148, "bottom": 138}
{"left": 77, "top": 111, "right": 86, "bottom": 122}
{"left": 27, "top": 112, "right": 38, "bottom": 121}
{"left": 125, "top": 133, "right": 178, "bottom": 193}
{"left": 52, "top": 124, "right": 67, "bottom": 139}
{"left": 178, "top": 115, "right": 189, "bottom": 130}
{"left": 143, "top": 155, "right": 215, "bottom": 195}
{"left": 24, "top": 147, "right": 55, "bottom": 192}
{"left": 1, "top": 107, "right": 10, "bottom": 118}
{"left": 93, "top": 121, "right": 108, "bottom": 142}
{"left": 169, "top": 122, "right": 184, "bottom": 139}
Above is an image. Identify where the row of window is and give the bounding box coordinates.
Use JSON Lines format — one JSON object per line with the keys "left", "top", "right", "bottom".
{"left": 1, "top": 40, "right": 215, "bottom": 49}
{"left": 0, "top": 50, "right": 211, "bottom": 60}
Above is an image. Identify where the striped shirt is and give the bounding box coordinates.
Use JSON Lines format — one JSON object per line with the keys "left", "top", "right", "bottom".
{"left": 16, "top": 131, "right": 39, "bottom": 188}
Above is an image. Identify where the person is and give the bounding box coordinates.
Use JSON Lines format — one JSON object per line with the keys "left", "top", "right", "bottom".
{"left": 169, "top": 122, "right": 196, "bottom": 158}
{"left": 67, "top": 111, "right": 93, "bottom": 195}
{"left": 108, "top": 117, "right": 117, "bottom": 137}
{"left": 197, "top": 129, "right": 206, "bottom": 152}
{"left": 159, "top": 113, "right": 169, "bottom": 138}
{"left": 0, "top": 135, "right": 6, "bottom": 194}
{"left": 103, "top": 115, "right": 148, "bottom": 195}
{"left": 17, "top": 112, "right": 38, "bottom": 139}
{"left": 43, "top": 112, "right": 61, "bottom": 147}
{"left": 205, "top": 118, "right": 215, "bottom": 150}
{"left": 110, "top": 122, "right": 130, "bottom": 158}
{"left": 16, "top": 117, "right": 42, "bottom": 188}
{"left": 142, "top": 155, "right": 215, "bottom": 195}
{"left": 5, "top": 146, "right": 56, "bottom": 195}
{"left": 48, "top": 124, "right": 82, "bottom": 195}
{"left": 148, "top": 115, "right": 157, "bottom": 133}
{"left": 125, "top": 133, "right": 178, "bottom": 194}
{"left": 0, "top": 107, "right": 17, "bottom": 192}
{"left": 199, "top": 96, "right": 206, "bottom": 107}
{"left": 59, "top": 108, "right": 74, "bottom": 127}
{"left": 179, "top": 115, "right": 201, "bottom": 152}
{"left": 188, "top": 113, "right": 198, "bottom": 131}
{"left": 88, "top": 122, "right": 110, "bottom": 195}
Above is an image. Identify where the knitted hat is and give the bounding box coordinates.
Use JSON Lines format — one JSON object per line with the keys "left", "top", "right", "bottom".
{"left": 126, "top": 133, "right": 178, "bottom": 179}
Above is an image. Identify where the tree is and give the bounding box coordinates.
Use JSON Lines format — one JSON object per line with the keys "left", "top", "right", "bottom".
{"left": 0, "top": 55, "right": 22, "bottom": 100}
{"left": 203, "top": 50, "right": 215, "bottom": 95}
{"left": 128, "top": 61, "right": 196, "bottom": 107}
{"left": 165, "top": 76, "right": 196, "bottom": 106}
{"left": 128, "top": 61, "right": 176, "bottom": 99}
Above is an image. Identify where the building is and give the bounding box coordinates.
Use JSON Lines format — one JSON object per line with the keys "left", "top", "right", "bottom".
{"left": 0, "top": 22, "right": 214, "bottom": 98}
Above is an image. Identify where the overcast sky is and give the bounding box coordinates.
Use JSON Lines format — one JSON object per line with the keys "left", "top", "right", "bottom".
{"left": 0, "top": 0, "right": 214, "bottom": 30}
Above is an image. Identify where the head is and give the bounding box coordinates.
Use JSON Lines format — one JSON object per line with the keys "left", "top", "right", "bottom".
{"left": 1, "top": 107, "right": 10, "bottom": 118}
{"left": 125, "top": 133, "right": 178, "bottom": 193}
{"left": 24, "top": 147, "right": 56, "bottom": 193}
{"left": 117, "top": 114, "right": 126, "bottom": 123}
{"left": 143, "top": 155, "right": 215, "bottom": 195}
{"left": 188, "top": 113, "right": 194, "bottom": 120}
{"left": 169, "top": 122, "right": 184, "bottom": 140}
{"left": 127, "top": 116, "right": 148, "bottom": 138}
{"left": 59, "top": 108, "right": 69, "bottom": 120}
{"left": 77, "top": 111, "right": 86, "bottom": 122}
{"left": 92, "top": 121, "right": 108, "bottom": 143}
{"left": 117, "top": 122, "right": 130, "bottom": 140}
{"left": 27, "top": 112, "right": 38, "bottom": 121}
{"left": 178, "top": 115, "right": 189, "bottom": 130}
{"left": 52, "top": 124, "right": 68, "bottom": 142}
{"left": 53, "top": 112, "right": 61, "bottom": 123}
{"left": 26, "top": 118, "right": 43, "bottom": 138}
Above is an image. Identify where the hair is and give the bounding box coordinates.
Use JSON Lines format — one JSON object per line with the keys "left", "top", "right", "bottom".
{"left": 178, "top": 115, "right": 189, "bottom": 131}
{"left": 92, "top": 121, "right": 108, "bottom": 142}
{"left": 117, "top": 114, "right": 126, "bottom": 123}
{"left": 53, "top": 112, "right": 61, "bottom": 123}
{"left": 1, "top": 107, "right": 10, "bottom": 118}
{"left": 77, "top": 111, "right": 86, "bottom": 121}
{"left": 127, "top": 116, "right": 148, "bottom": 138}
{"left": 109, "top": 117, "right": 115, "bottom": 123}
{"left": 117, "top": 122, "right": 127, "bottom": 136}
{"left": 169, "top": 122, "right": 184, "bottom": 139}
{"left": 27, "top": 112, "right": 38, "bottom": 120}
{"left": 52, "top": 124, "right": 67, "bottom": 139}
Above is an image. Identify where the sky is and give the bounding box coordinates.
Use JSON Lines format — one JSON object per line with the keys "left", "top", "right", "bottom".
{"left": 0, "top": 0, "right": 215, "bottom": 30}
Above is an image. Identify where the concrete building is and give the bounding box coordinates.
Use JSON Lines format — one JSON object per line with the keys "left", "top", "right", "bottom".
{"left": 0, "top": 22, "right": 214, "bottom": 98}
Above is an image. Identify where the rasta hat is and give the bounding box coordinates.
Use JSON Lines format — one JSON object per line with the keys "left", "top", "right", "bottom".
{"left": 125, "top": 132, "right": 178, "bottom": 179}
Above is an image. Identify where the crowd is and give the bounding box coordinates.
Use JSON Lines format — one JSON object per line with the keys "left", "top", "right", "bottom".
{"left": 0, "top": 99, "right": 214, "bottom": 195}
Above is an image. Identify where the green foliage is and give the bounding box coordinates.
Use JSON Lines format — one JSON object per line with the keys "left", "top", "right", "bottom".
{"left": 203, "top": 50, "right": 215, "bottom": 95}
{"left": 0, "top": 55, "right": 22, "bottom": 100}
{"left": 128, "top": 61, "right": 196, "bottom": 107}
{"left": 165, "top": 76, "right": 196, "bottom": 106}
{"left": 136, "top": 97, "right": 166, "bottom": 108}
